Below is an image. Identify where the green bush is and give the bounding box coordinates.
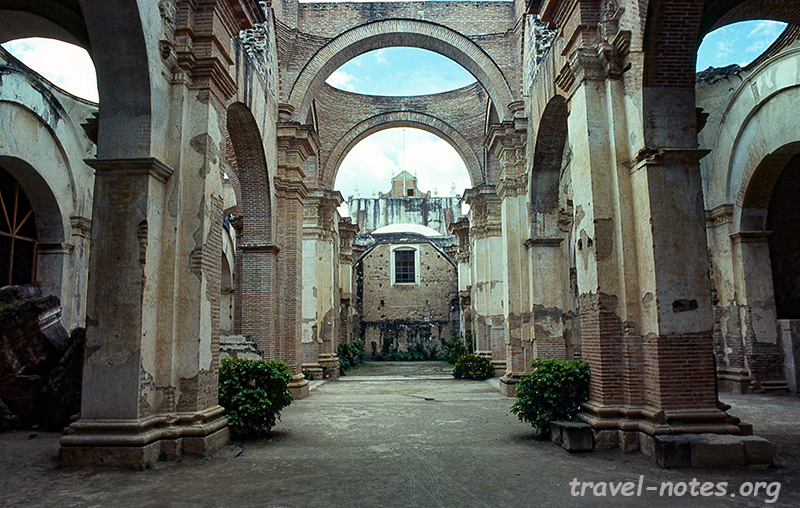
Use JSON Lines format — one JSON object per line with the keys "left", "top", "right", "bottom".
{"left": 511, "top": 358, "right": 590, "bottom": 437}
{"left": 338, "top": 340, "right": 364, "bottom": 373}
{"left": 442, "top": 335, "right": 468, "bottom": 364}
{"left": 453, "top": 354, "right": 494, "bottom": 380}
{"left": 218, "top": 358, "right": 293, "bottom": 438}
{"left": 378, "top": 340, "right": 440, "bottom": 361}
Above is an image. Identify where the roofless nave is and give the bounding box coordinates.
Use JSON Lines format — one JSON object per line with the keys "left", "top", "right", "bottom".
{"left": 0, "top": 0, "right": 799, "bottom": 468}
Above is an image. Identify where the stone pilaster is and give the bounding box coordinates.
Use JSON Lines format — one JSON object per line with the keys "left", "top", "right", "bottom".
{"left": 488, "top": 107, "right": 530, "bottom": 396}
{"left": 60, "top": 158, "right": 228, "bottom": 468}
{"left": 729, "top": 231, "right": 787, "bottom": 392}
{"left": 338, "top": 218, "right": 360, "bottom": 347}
{"left": 558, "top": 43, "right": 742, "bottom": 451}
{"left": 464, "top": 185, "right": 505, "bottom": 376}
{"left": 302, "top": 188, "right": 344, "bottom": 379}
{"left": 449, "top": 217, "right": 472, "bottom": 339}
{"left": 276, "top": 118, "right": 317, "bottom": 399}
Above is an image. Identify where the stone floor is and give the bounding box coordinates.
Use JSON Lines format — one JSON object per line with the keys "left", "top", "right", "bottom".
{"left": 1, "top": 362, "right": 799, "bottom": 507}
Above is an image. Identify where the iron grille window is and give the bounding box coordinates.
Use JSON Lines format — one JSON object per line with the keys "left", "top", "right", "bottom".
{"left": 394, "top": 250, "right": 415, "bottom": 283}
{"left": 0, "top": 167, "right": 38, "bottom": 286}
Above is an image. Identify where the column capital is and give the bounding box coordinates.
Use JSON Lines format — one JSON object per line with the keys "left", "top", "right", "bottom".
{"left": 486, "top": 121, "right": 528, "bottom": 199}
{"left": 464, "top": 185, "right": 502, "bottom": 239}
{"left": 86, "top": 157, "right": 174, "bottom": 183}
{"left": 276, "top": 122, "right": 318, "bottom": 201}
{"left": 705, "top": 204, "right": 734, "bottom": 228}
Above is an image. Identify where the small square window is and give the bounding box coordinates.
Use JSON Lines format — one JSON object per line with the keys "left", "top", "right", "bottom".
{"left": 395, "top": 250, "right": 415, "bottom": 283}
{"left": 407, "top": 188, "right": 414, "bottom": 197}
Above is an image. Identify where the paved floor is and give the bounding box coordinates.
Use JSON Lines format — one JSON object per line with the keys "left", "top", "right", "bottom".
{"left": 1, "top": 362, "right": 799, "bottom": 508}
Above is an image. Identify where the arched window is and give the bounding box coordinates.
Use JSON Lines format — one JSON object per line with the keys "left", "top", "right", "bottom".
{"left": 0, "top": 166, "right": 38, "bottom": 286}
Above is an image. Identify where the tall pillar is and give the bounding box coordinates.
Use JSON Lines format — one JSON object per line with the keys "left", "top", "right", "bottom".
{"left": 276, "top": 117, "right": 317, "bottom": 399}
{"left": 449, "top": 217, "right": 472, "bottom": 339}
{"left": 729, "top": 231, "right": 786, "bottom": 391}
{"left": 59, "top": 0, "right": 265, "bottom": 468}
{"left": 488, "top": 107, "right": 531, "bottom": 396}
{"left": 464, "top": 185, "right": 505, "bottom": 376}
{"left": 338, "top": 218, "right": 360, "bottom": 347}
{"left": 302, "top": 188, "right": 343, "bottom": 378}
{"left": 556, "top": 42, "right": 742, "bottom": 452}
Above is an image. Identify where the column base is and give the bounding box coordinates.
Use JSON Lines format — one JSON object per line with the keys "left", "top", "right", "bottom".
{"left": 717, "top": 367, "right": 751, "bottom": 394}
{"left": 491, "top": 360, "right": 507, "bottom": 379}
{"left": 59, "top": 406, "right": 229, "bottom": 469}
{"left": 288, "top": 374, "right": 309, "bottom": 400}
{"left": 498, "top": 373, "right": 520, "bottom": 397}
{"left": 301, "top": 363, "right": 323, "bottom": 380}
{"left": 318, "top": 354, "right": 340, "bottom": 379}
{"left": 576, "top": 402, "right": 772, "bottom": 467}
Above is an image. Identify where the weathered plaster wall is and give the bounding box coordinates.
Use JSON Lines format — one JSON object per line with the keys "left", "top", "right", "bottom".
{"left": 355, "top": 236, "right": 458, "bottom": 357}
{"left": 348, "top": 195, "right": 463, "bottom": 235}
{"left": 0, "top": 47, "right": 96, "bottom": 332}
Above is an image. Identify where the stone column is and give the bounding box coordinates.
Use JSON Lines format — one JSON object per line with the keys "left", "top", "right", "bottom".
{"left": 276, "top": 119, "right": 317, "bottom": 399}
{"left": 230, "top": 215, "right": 244, "bottom": 335}
{"left": 60, "top": 159, "right": 228, "bottom": 467}
{"left": 302, "top": 188, "right": 344, "bottom": 378}
{"left": 338, "top": 218, "right": 360, "bottom": 347}
{"left": 488, "top": 109, "right": 531, "bottom": 396}
{"left": 464, "top": 185, "right": 505, "bottom": 376}
{"left": 730, "top": 231, "right": 786, "bottom": 392}
{"left": 560, "top": 45, "right": 740, "bottom": 452}
{"left": 449, "top": 217, "right": 472, "bottom": 339}
{"left": 59, "top": 0, "right": 265, "bottom": 469}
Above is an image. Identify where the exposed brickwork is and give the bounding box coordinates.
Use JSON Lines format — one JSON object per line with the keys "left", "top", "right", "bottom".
{"left": 278, "top": 15, "right": 517, "bottom": 124}
{"left": 702, "top": 0, "right": 800, "bottom": 35}
{"left": 314, "top": 84, "right": 491, "bottom": 187}
{"left": 643, "top": 334, "right": 717, "bottom": 411}
{"left": 643, "top": 0, "right": 705, "bottom": 89}
{"left": 580, "top": 309, "right": 625, "bottom": 406}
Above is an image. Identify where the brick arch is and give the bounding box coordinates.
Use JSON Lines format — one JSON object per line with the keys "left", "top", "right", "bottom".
{"left": 641, "top": 0, "right": 800, "bottom": 148}
{"left": 227, "top": 102, "right": 272, "bottom": 243}
{"left": 700, "top": 0, "right": 800, "bottom": 35}
{"left": 324, "top": 111, "right": 480, "bottom": 188}
{"left": 223, "top": 133, "right": 243, "bottom": 218}
{"left": 738, "top": 141, "right": 800, "bottom": 231}
{"left": 287, "top": 19, "right": 515, "bottom": 123}
{"left": 530, "top": 96, "right": 568, "bottom": 221}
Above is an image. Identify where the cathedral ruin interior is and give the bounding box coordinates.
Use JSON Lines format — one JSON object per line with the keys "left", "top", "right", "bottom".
{"left": 1, "top": 0, "right": 799, "bottom": 472}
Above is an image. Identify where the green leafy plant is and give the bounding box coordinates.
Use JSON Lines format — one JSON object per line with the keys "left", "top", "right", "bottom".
{"left": 379, "top": 340, "right": 440, "bottom": 361}
{"left": 338, "top": 340, "right": 365, "bottom": 373}
{"left": 452, "top": 354, "right": 494, "bottom": 380}
{"left": 441, "top": 335, "right": 469, "bottom": 364}
{"left": 511, "top": 358, "right": 590, "bottom": 437}
{"left": 218, "top": 358, "right": 293, "bottom": 439}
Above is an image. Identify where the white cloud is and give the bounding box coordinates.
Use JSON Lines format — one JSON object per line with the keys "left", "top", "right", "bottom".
{"left": 714, "top": 40, "right": 734, "bottom": 61}
{"left": 746, "top": 20, "right": 784, "bottom": 54}
{"left": 326, "top": 70, "right": 357, "bottom": 91}
{"left": 1, "top": 37, "right": 98, "bottom": 102}
{"left": 374, "top": 48, "right": 387, "bottom": 65}
{"left": 334, "top": 128, "right": 471, "bottom": 215}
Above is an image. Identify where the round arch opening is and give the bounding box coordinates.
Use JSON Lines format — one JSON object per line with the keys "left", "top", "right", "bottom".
{"left": 334, "top": 127, "right": 472, "bottom": 218}
{"left": 326, "top": 46, "right": 476, "bottom": 96}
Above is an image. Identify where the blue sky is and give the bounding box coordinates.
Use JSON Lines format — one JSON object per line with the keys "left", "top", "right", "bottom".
{"left": 696, "top": 20, "right": 786, "bottom": 70}
{"left": 1, "top": 19, "right": 788, "bottom": 216}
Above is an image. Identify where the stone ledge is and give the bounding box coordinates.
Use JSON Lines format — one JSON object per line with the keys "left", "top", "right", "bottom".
{"left": 550, "top": 421, "right": 593, "bottom": 452}
{"left": 647, "top": 434, "right": 773, "bottom": 468}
